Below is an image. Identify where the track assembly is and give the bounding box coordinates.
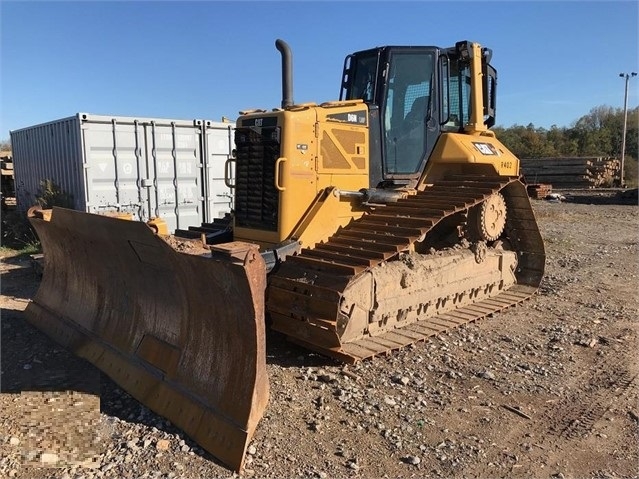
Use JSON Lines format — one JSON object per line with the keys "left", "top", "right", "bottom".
{"left": 268, "top": 176, "right": 545, "bottom": 362}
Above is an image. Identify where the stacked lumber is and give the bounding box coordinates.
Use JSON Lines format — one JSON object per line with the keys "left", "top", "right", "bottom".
{"left": 1, "top": 153, "right": 15, "bottom": 209}
{"left": 1, "top": 156, "right": 13, "bottom": 173}
{"left": 520, "top": 157, "right": 620, "bottom": 189}
{"left": 526, "top": 183, "right": 553, "bottom": 199}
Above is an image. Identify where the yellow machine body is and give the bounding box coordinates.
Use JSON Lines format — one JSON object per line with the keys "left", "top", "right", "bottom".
{"left": 233, "top": 101, "right": 371, "bottom": 250}
{"left": 234, "top": 105, "right": 521, "bottom": 251}
{"left": 419, "top": 131, "right": 520, "bottom": 183}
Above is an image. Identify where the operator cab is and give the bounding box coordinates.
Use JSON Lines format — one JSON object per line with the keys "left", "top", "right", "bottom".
{"left": 340, "top": 42, "right": 497, "bottom": 187}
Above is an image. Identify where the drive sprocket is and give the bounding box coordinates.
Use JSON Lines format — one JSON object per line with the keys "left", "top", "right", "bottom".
{"left": 467, "top": 192, "right": 507, "bottom": 242}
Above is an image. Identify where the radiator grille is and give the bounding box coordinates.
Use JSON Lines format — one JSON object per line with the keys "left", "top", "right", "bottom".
{"left": 234, "top": 127, "right": 280, "bottom": 231}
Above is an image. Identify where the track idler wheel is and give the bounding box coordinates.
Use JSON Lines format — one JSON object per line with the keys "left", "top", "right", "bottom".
{"left": 467, "top": 193, "right": 507, "bottom": 242}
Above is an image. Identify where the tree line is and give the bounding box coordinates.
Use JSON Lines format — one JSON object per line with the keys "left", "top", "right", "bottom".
{"left": 494, "top": 105, "right": 638, "bottom": 161}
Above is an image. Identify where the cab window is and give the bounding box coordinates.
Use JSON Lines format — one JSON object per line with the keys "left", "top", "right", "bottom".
{"left": 383, "top": 52, "right": 435, "bottom": 175}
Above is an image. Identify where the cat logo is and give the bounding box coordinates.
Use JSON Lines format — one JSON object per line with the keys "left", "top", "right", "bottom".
{"left": 472, "top": 142, "right": 498, "bottom": 155}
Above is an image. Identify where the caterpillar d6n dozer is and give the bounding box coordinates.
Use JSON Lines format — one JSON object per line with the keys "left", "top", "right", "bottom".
{"left": 26, "top": 39, "right": 545, "bottom": 471}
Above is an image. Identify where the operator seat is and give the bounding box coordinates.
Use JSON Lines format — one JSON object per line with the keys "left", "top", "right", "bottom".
{"left": 393, "top": 96, "right": 428, "bottom": 173}
{"left": 405, "top": 96, "right": 428, "bottom": 125}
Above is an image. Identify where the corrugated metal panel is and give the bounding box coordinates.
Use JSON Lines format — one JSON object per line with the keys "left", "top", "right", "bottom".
{"left": 10, "top": 113, "right": 235, "bottom": 233}
{"left": 12, "top": 115, "right": 85, "bottom": 211}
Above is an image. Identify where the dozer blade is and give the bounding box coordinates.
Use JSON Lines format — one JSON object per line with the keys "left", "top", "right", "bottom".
{"left": 25, "top": 207, "right": 268, "bottom": 471}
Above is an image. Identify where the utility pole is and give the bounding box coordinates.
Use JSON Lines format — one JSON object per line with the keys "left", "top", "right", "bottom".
{"left": 619, "top": 72, "right": 637, "bottom": 187}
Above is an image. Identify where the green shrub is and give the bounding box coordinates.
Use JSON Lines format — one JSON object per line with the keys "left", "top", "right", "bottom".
{"left": 36, "top": 179, "right": 74, "bottom": 209}
{"left": 623, "top": 156, "right": 638, "bottom": 188}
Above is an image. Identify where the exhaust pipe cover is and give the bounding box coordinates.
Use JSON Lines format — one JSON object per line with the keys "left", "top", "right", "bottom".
{"left": 275, "top": 39, "right": 294, "bottom": 108}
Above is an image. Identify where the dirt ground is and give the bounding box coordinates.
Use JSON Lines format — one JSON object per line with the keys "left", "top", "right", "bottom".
{"left": 1, "top": 191, "right": 638, "bottom": 479}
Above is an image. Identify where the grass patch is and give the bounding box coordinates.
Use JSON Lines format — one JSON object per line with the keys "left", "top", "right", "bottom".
{"left": 1, "top": 209, "right": 41, "bottom": 257}
{"left": 0, "top": 243, "right": 40, "bottom": 259}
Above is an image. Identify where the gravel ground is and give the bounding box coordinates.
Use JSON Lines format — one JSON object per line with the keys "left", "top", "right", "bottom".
{"left": 1, "top": 191, "right": 638, "bottom": 479}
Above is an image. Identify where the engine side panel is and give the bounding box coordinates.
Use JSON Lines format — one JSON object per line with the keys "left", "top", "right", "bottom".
{"left": 233, "top": 102, "right": 370, "bottom": 248}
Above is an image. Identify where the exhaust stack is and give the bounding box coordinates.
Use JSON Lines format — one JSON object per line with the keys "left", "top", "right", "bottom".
{"left": 275, "top": 39, "right": 293, "bottom": 108}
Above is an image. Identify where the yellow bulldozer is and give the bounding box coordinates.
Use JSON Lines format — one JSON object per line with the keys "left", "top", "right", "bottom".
{"left": 26, "top": 39, "right": 545, "bottom": 471}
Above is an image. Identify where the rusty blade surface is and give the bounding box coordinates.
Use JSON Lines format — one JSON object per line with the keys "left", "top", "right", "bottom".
{"left": 26, "top": 207, "right": 268, "bottom": 471}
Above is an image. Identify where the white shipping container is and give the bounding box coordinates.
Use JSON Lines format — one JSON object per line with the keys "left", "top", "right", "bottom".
{"left": 10, "top": 113, "right": 235, "bottom": 233}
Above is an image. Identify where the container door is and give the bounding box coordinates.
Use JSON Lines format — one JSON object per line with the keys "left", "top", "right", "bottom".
{"left": 146, "top": 121, "right": 204, "bottom": 233}
{"left": 82, "top": 119, "right": 147, "bottom": 219}
{"left": 203, "top": 122, "right": 234, "bottom": 223}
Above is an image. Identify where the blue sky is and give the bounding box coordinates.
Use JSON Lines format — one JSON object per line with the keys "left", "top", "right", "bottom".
{"left": 1, "top": 1, "right": 638, "bottom": 138}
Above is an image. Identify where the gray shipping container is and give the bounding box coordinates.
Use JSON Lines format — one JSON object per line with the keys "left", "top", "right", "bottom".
{"left": 10, "top": 113, "right": 235, "bottom": 233}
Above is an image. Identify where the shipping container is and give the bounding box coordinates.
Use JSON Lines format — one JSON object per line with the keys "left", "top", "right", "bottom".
{"left": 10, "top": 113, "right": 235, "bottom": 233}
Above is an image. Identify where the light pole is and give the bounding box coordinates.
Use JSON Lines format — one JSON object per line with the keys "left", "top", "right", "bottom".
{"left": 619, "top": 72, "right": 637, "bottom": 187}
